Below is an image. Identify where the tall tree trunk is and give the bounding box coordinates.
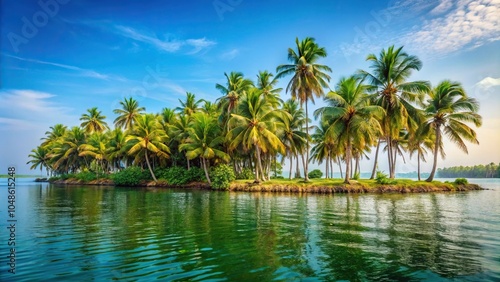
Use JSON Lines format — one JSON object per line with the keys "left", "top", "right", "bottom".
{"left": 338, "top": 156, "right": 343, "bottom": 179}
{"left": 304, "top": 102, "right": 310, "bottom": 181}
{"left": 301, "top": 153, "right": 307, "bottom": 180}
{"left": 289, "top": 154, "right": 293, "bottom": 180}
{"left": 387, "top": 136, "right": 395, "bottom": 179}
{"left": 255, "top": 146, "right": 264, "bottom": 183}
{"left": 426, "top": 125, "right": 441, "bottom": 182}
{"left": 202, "top": 157, "right": 211, "bottom": 186}
{"left": 330, "top": 156, "right": 334, "bottom": 178}
{"left": 417, "top": 153, "right": 421, "bottom": 181}
{"left": 344, "top": 142, "right": 352, "bottom": 184}
{"left": 145, "top": 151, "right": 157, "bottom": 182}
{"left": 295, "top": 154, "right": 301, "bottom": 178}
{"left": 325, "top": 155, "right": 330, "bottom": 179}
{"left": 187, "top": 157, "right": 190, "bottom": 170}
{"left": 370, "top": 138, "right": 382, "bottom": 179}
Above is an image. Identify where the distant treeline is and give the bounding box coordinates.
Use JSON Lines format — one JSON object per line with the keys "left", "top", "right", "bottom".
{"left": 437, "top": 163, "right": 500, "bottom": 178}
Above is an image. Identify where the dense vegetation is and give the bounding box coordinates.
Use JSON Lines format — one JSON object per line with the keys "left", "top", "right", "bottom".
{"left": 27, "top": 39, "right": 482, "bottom": 187}
{"left": 438, "top": 163, "right": 500, "bottom": 178}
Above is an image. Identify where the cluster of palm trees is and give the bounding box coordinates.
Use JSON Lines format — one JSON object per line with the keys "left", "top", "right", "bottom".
{"left": 28, "top": 38, "right": 482, "bottom": 184}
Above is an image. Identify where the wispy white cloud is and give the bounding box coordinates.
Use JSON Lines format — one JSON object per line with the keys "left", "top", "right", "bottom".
{"left": 430, "top": 0, "right": 454, "bottom": 15}
{"left": 403, "top": 0, "right": 500, "bottom": 55}
{"left": 113, "top": 25, "right": 215, "bottom": 54}
{"left": 475, "top": 77, "right": 500, "bottom": 90}
{"left": 4, "top": 54, "right": 124, "bottom": 81}
{"left": 0, "top": 89, "right": 76, "bottom": 130}
{"left": 220, "top": 48, "right": 239, "bottom": 60}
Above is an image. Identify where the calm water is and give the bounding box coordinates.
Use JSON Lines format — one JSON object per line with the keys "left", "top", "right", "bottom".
{"left": 1, "top": 178, "right": 499, "bottom": 281}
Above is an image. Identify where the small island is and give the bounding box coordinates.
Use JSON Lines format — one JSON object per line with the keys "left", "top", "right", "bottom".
{"left": 27, "top": 43, "right": 484, "bottom": 193}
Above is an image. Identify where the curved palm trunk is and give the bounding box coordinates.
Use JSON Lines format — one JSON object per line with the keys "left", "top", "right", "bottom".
{"left": 145, "top": 150, "right": 157, "bottom": 182}
{"left": 426, "top": 125, "right": 441, "bottom": 182}
{"left": 370, "top": 138, "right": 382, "bottom": 179}
{"left": 202, "top": 157, "right": 211, "bottom": 185}
{"left": 289, "top": 154, "right": 293, "bottom": 179}
{"left": 338, "top": 156, "right": 343, "bottom": 179}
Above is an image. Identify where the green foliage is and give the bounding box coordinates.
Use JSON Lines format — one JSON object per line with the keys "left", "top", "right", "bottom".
{"left": 375, "top": 171, "right": 395, "bottom": 185}
{"left": 156, "top": 166, "right": 206, "bottom": 185}
{"left": 111, "top": 166, "right": 148, "bottom": 186}
{"left": 308, "top": 169, "right": 323, "bottom": 179}
{"left": 236, "top": 168, "right": 254, "bottom": 180}
{"left": 75, "top": 171, "right": 97, "bottom": 182}
{"left": 186, "top": 167, "right": 206, "bottom": 182}
{"left": 438, "top": 163, "right": 499, "bottom": 178}
{"left": 454, "top": 178, "right": 468, "bottom": 185}
{"left": 353, "top": 171, "right": 360, "bottom": 180}
{"left": 210, "top": 164, "right": 235, "bottom": 190}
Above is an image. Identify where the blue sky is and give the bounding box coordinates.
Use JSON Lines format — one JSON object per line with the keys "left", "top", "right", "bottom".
{"left": 1, "top": 0, "right": 499, "bottom": 175}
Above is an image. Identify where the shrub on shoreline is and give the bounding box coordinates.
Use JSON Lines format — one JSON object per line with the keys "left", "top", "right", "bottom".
{"left": 210, "top": 164, "right": 235, "bottom": 190}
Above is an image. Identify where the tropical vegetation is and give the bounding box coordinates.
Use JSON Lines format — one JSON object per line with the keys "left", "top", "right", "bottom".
{"left": 27, "top": 40, "right": 482, "bottom": 188}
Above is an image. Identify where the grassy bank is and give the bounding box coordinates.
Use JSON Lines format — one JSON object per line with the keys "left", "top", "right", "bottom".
{"left": 48, "top": 177, "right": 483, "bottom": 193}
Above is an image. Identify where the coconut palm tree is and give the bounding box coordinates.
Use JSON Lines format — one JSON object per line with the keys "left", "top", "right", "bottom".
{"left": 281, "top": 99, "right": 307, "bottom": 179}
{"left": 256, "top": 70, "right": 283, "bottom": 108}
{"left": 107, "top": 128, "right": 128, "bottom": 171}
{"left": 359, "top": 45, "right": 430, "bottom": 178}
{"left": 27, "top": 146, "right": 51, "bottom": 176}
{"left": 404, "top": 129, "right": 435, "bottom": 181}
{"left": 422, "top": 80, "right": 482, "bottom": 182}
{"left": 227, "top": 88, "right": 285, "bottom": 183}
{"left": 79, "top": 132, "right": 109, "bottom": 176}
{"left": 276, "top": 37, "right": 332, "bottom": 181}
{"left": 175, "top": 92, "right": 203, "bottom": 116}
{"left": 80, "top": 107, "right": 109, "bottom": 134}
{"left": 315, "top": 76, "right": 384, "bottom": 183}
{"left": 310, "top": 121, "right": 336, "bottom": 179}
{"left": 179, "top": 112, "right": 230, "bottom": 185}
{"left": 126, "top": 114, "right": 170, "bottom": 181}
{"left": 216, "top": 71, "right": 254, "bottom": 122}
{"left": 113, "top": 97, "right": 145, "bottom": 130}
{"left": 50, "top": 126, "right": 87, "bottom": 174}
{"left": 41, "top": 124, "right": 67, "bottom": 147}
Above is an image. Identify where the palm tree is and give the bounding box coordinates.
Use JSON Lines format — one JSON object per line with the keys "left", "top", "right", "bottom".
{"left": 216, "top": 71, "right": 254, "bottom": 126}
{"left": 170, "top": 114, "right": 192, "bottom": 169}
{"left": 27, "top": 146, "right": 51, "bottom": 176}
{"left": 404, "top": 129, "right": 435, "bottom": 181}
{"left": 107, "top": 128, "right": 128, "bottom": 171}
{"left": 80, "top": 107, "right": 109, "bottom": 133}
{"left": 41, "top": 124, "right": 67, "bottom": 147}
{"left": 50, "top": 126, "right": 87, "bottom": 174}
{"left": 126, "top": 114, "right": 170, "bottom": 181}
{"left": 276, "top": 37, "right": 332, "bottom": 181}
{"left": 315, "top": 76, "right": 384, "bottom": 183}
{"left": 227, "top": 88, "right": 285, "bottom": 183}
{"left": 310, "top": 121, "right": 336, "bottom": 179}
{"left": 281, "top": 99, "right": 307, "bottom": 179}
{"left": 256, "top": 70, "right": 283, "bottom": 108}
{"left": 175, "top": 92, "right": 203, "bottom": 116}
{"left": 79, "top": 132, "right": 109, "bottom": 176}
{"left": 422, "top": 80, "right": 482, "bottom": 182}
{"left": 179, "top": 112, "right": 230, "bottom": 185}
{"left": 359, "top": 45, "right": 429, "bottom": 178}
{"left": 113, "top": 97, "right": 145, "bottom": 130}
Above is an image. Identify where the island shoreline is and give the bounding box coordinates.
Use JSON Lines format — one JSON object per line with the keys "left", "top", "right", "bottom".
{"left": 47, "top": 178, "right": 485, "bottom": 194}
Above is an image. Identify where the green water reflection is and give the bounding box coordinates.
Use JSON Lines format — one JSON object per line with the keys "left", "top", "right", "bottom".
{"left": 2, "top": 183, "right": 498, "bottom": 281}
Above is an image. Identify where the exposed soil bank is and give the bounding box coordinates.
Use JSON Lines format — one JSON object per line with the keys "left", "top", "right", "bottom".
{"left": 48, "top": 178, "right": 484, "bottom": 193}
